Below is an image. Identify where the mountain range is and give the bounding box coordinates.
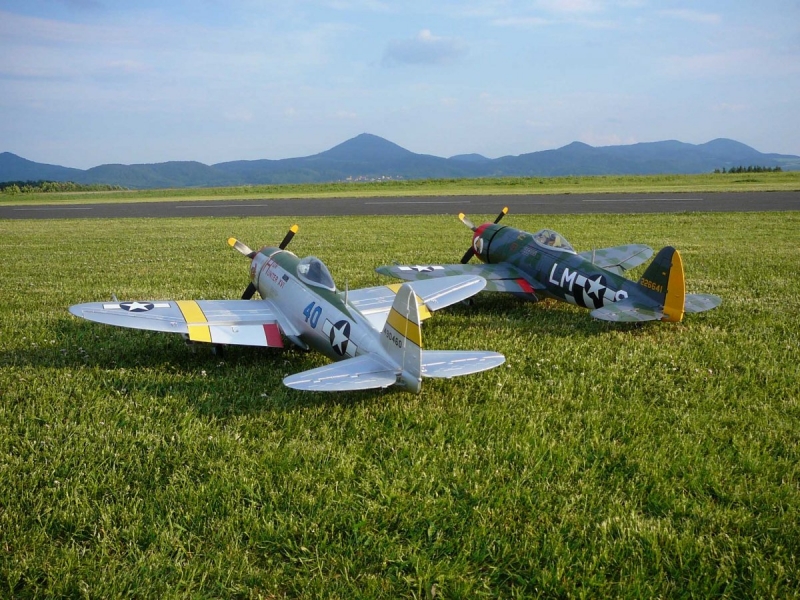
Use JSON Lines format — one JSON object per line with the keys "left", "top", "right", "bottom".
{"left": 2, "top": 134, "right": 798, "bottom": 189}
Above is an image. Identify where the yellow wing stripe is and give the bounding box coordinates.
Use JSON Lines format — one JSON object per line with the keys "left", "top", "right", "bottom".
{"left": 384, "top": 285, "right": 432, "bottom": 321}
{"left": 661, "top": 249, "right": 686, "bottom": 322}
{"left": 177, "top": 300, "right": 212, "bottom": 342}
{"left": 386, "top": 307, "right": 422, "bottom": 348}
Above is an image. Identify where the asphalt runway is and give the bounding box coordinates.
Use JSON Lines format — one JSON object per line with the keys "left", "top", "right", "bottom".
{"left": 2, "top": 191, "right": 799, "bottom": 220}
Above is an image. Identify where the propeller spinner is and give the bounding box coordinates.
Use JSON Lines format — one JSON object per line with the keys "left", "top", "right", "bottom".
{"left": 459, "top": 207, "right": 508, "bottom": 264}
{"left": 229, "top": 224, "right": 299, "bottom": 300}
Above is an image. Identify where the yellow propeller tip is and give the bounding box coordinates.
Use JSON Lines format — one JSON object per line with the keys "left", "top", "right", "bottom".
{"left": 290, "top": 224, "right": 299, "bottom": 233}
{"left": 502, "top": 207, "right": 508, "bottom": 214}
{"left": 458, "top": 213, "right": 466, "bottom": 220}
{"left": 227, "top": 237, "right": 237, "bottom": 247}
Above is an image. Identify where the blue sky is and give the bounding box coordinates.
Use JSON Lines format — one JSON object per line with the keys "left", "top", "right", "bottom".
{"left": 1, "top": 0, "right": 798, "bottom": 168}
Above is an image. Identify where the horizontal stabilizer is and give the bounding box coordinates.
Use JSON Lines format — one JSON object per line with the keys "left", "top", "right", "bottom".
{"left": 421, "top": 350, "right": 506, "bottom": 378}
{"left": 404, "top": 275, "right": 486, "bottom": 311}
{"left": 590, "top": 302, "right": 662, "bottom": 322}
{"left": 578, "top": 244, "right": 653, "bottom": 275}
{"left": 283, "top": 355, "right": 398, "bottom": 391}
{"left": 685, "top": 293, "right": 722, "bottom": 314}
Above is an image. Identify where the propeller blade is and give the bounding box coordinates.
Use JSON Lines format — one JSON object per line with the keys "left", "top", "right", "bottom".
{"left": 458, "top": 212, "right": 476, "bottom": 231}
{"left": 241, "top": 282, "right": 257, "bottom": 300}
{"left": 494, "top": 206, "right": 509, "bottom": 224}
{"left": 228, "top": 237, "right": 255, "bottom": 258}
{"left": 460, "top": 247, "right": 475, "bottom": 264}
{"left": 279, "top": 225, "right": 299, "bottom": 250}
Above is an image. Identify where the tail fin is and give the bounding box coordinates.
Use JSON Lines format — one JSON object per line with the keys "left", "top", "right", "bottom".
{"left": 381, "top": 283, "right": 423, "bottom": 392}
{"left": 638, "top": 246, "right": 685, "bottom": 322}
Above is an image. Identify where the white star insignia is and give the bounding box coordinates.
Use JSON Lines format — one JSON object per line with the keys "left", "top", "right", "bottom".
{"left": 121, "top": 301, "right": 153, "bottom": 312}
{"left": 586, "top": 276, "right": 605, "bottom": 298}
{"left": 330, "top": 322, "right": 350, "bottom": 353}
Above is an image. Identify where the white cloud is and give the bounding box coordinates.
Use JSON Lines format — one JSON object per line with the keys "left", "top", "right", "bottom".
{"left": 661, "top": 48, "right": 800, "bottom": 79}
{"left": 492, "top": 16, "right": 551, "bottom": 28}
{"left": 712, "top": 103, "right": 748, "bottom": 113}
{"left": 223, "top": 108, "right": 255, "bottom": 122}
{"left": 323, "top": 0, "right": 393, "bottom": 11}
{"left": 658, "top": 9, "right": 721, "bottom": 25}
{"left": 382, "top": 29, "right": 467, "bottom": 66}
{"left": 0, "top": 9, "right": 135, "bottom": 45}
{"left": 579, "top": 130, "right": 637, "bottom": 147}
{"left": 335, "top": 110, "right": 358, "bottom": 119}
{"left": 536, "top": 0, "right": 604, "bottom": 14}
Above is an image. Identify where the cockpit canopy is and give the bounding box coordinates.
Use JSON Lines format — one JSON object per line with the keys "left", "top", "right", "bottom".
{"left": 532, "top": 229, "right": 576, "bottom": 253}
{"left": 296, "top": 256, "right": 336, "bottom": 291}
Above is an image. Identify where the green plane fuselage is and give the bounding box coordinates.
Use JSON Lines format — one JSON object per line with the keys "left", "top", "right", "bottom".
{"left": 473, "top": 223, "right": 659, "bottom": 311}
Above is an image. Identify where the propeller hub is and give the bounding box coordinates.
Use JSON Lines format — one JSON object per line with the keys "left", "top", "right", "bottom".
{"left": 472, "top": 224, "right": 491, "bottom": 257}
{"left": 458, "top": 207, "right": 507, "bottom": 264}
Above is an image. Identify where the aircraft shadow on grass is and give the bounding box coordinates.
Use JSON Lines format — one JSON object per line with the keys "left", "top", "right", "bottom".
{"left": 10, "top": 319, "right": 404, "bottom": 416}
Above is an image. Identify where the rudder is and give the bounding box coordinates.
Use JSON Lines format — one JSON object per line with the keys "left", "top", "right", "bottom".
{"left": 638, "top": 246, "right": 685, "bottom": 322}
{"left": 381, "top": 283, "right": 423, "bottom": 392}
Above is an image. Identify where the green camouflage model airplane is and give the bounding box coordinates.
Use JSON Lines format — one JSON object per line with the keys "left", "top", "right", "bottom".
{"left": 377, "top": 208, "right": 721, "bottom": 323}
{"left": 69, "top": 225, "right": 505, "bottom": 392}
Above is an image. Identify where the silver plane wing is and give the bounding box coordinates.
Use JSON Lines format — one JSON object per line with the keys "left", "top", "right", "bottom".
{"left": 68, "top": 299, "right": 286, "bottom": 347}
{"left": 348, "top": 274, "right": 487, "bottom": 330}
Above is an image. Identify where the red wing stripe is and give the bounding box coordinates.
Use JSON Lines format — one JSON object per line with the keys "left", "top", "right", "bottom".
{"left": 515, "top": 278, "right": 535, "bottom": 293}
{"left": 263, "top": 323, "right": 284, "bottom": 348}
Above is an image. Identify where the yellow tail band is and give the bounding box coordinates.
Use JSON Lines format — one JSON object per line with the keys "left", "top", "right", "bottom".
{"left": 386, "top": 307, "right": 423, "bottom": 348}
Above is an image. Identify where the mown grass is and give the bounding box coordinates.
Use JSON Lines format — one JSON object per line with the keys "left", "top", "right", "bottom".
{"left": 2, "top": 171, "right": 799, "bottom": 205}
{"left": 1, "top": 212, "right": 799, "bottom": 598}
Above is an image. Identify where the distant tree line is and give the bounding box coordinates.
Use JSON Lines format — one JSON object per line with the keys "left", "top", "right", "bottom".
{"left": 0, "top": 180, "right": 126, "bottom": 194}
{"left": 714, "top": 166, "right": 782, "bottom": 174}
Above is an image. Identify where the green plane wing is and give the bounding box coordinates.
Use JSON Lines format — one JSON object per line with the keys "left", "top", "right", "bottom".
{"left": 376, "top": 262, "right": 545, "bottom": 294}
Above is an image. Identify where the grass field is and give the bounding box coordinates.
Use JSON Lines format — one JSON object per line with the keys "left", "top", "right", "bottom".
{"left": 2, "top": 171, "right": 800, "bottom": 205}
{"left": 1, "top": 212, "right": 799, "bottom": 597}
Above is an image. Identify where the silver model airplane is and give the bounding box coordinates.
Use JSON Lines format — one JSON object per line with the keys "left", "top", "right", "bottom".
{"left": 69, "top": 225, "right": 505, "bottom": 392}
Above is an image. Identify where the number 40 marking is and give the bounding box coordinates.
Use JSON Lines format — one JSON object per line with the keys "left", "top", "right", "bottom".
{"left": 303, "top": 302, "right": 322, "bottom": 328}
